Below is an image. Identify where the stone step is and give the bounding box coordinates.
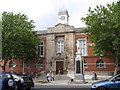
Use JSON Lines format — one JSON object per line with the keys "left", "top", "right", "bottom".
{"left": 54, "top": 75, "right": 71, "bottom": 80}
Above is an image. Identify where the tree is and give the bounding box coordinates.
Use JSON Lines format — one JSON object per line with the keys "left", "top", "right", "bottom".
{"left": 1, "top": 12, "right": 40, "bottom": 71}
{"left": 0, "top": 21, "right": 2, "bottom": 60}
{"left": 81, "top": 1, "right": 120, "bottom": 75}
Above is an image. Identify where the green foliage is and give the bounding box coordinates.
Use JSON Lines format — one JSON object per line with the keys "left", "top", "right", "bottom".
{"left": 81, "top": 1, "right": 120, "bottom": 59}
{"left": 2, "top": 12, "right": 40, "bottom": 62}
{"left": 0, "top": 21, "right": 2, "bottom": 59}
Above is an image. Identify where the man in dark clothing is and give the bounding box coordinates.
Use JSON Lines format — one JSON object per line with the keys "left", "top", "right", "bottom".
{"left": 93, "top": 72, "right": 97, "bottom": 80}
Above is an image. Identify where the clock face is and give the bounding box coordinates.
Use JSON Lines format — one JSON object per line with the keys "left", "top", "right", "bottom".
{"left": 60, "top": 16, "right": 65, "bottom": 20}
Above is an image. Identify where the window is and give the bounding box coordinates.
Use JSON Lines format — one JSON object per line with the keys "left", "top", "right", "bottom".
{"left": 1, "top": 73, "right": 11, "bottom": 79}
{"left": 56, "top": 36, "right": 64, "bottom": 53}
{"left": 38, "top": 41, "right": 44, "bottom": 57}
{"left": 96, "top": 59, "right": 105, "bottom": 68}
{"left": 25, "top": 64, "right": 30, "bottom": 69}
{"left": 78, "top": 40, "right": 87, "bottom": 56}
{"left": 118, "top": 61, "right": 120, "bottom": 66}
{"left": 36, "top": 61, "right": 44, "bottom": 70}
{"left": 84, "top": 60, "right": 88, "bottom": 68}
{"left": 9, "top": 61, "right": 16, "bottom": 69}
{"left": 114, "top": 75, "right": 120, "bottom": 81}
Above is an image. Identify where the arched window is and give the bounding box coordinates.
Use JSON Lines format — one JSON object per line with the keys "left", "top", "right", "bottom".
{"left": 9, "top": 61, "right": 16, "bottom": 69}
{"left": 84, "top": 60, "right": 88, "bottom": 68}
{"left": 96, "top": 59, "right": 105, "bottom": 68}
{"left": 36, "top": 61, "right": 44, "bottom": 70}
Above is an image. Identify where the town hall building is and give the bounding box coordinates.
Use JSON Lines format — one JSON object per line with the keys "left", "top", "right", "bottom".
{"left": 1, "top": 7, "right": 116, "bottom": 78}
{"left": 36, "top": 7, "right": 115, "bottom": 77}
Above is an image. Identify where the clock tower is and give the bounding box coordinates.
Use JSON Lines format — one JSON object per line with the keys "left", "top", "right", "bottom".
{"left": 58, "top": 6, "right": 69, "bottom": 25}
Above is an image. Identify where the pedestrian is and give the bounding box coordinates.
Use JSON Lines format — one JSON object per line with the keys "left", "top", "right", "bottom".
{"left": 93, "top": 71, "right": 97, "bottom": 80}
{"left": 57, "top": 68, "right": 61, "bottom": 80}
{"left": 46, "top": 71, "right": 50, "bottom": 82}
{"left": 58, "top": 68, "right": 61, "bottom": 75}
{"left": 51, "top": 71, "right": 55, "bottom": 81}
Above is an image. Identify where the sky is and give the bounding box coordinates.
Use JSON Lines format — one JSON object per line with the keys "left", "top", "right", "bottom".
{"left": 0, "top": 0, "right": 118, "bottom": 30}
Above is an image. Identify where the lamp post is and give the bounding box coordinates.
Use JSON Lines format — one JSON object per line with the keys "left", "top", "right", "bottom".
{"left": 82, "top": 43, "right": 86, "bottom": 82}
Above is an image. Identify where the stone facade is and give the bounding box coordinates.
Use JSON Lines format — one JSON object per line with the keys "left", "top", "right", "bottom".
{"left": 45, "top": 24, "right": 76, "bottom": 74}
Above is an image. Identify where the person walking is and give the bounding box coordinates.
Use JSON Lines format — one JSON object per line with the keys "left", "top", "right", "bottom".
{"left": 51, "top": 71, "right": 55, "bottom": 81}
{"left": 92, "top": 71, "right": 97, "bottom": 80}
{"left": 46, "top": 71, "right": 50, "bottom": 82}
{"left": 57, "top": 68, "right": 61, "bottom": 80}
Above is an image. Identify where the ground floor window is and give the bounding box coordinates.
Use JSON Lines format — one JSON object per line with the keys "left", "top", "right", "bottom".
{"left": 96, "top": 59, "right": 105, "bottom": 68}
{"left": 9, "top": 61, "right": 16, "bottom": 69}
{"left": 25, "top": 64, "right": 30, "bottom": 69}
{"left": 84, "top": 60, "right": 88, "bottom": 68}
{"left": 36, "top": 61, "right": 44, "bottom": 70}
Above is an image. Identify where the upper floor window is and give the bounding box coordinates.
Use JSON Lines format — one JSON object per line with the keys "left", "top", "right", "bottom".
{"left": 78, "top": 40, "right": 87, "bottom": 56}
{"left": 56, "top": 36, "right": 64, "bottom": 53}
{"left": 38, "top": 41, "right": 44, "bottom": 57}
{"left": 9, "top": 61, "right": 16, "bottom": 69}
{"left": 96, "top": 59, "right": 105, "bottom": 68}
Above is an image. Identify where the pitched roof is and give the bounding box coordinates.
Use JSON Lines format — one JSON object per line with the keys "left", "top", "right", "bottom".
{"left": 36, "top": 30, "right": 47, "bottom": 35}
{"left": 74, "top": 27, "right": 86, "bottom": 32}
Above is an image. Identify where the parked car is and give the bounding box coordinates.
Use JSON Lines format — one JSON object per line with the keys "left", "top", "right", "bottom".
{"left": 0, "top": 72, "right": 16, "bottom": 90}
{"left": 11, "top": 73, "right": 34, "bottom": 90}
{"left": 91, "top": 73, "right": 120, "bottom": 90}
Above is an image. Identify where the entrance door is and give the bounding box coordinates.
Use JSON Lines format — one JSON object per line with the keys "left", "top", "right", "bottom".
{"left": 56, "top": 61, "right": 63, "bottom": 74}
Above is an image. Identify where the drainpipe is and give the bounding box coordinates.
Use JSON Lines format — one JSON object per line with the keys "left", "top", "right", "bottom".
{"left": 22, "top": 61, "right": 25, "bottom": 74}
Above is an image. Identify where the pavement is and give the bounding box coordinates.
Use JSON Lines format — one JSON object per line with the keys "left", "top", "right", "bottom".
{"left": 34, "top": 78, "right": 102, "bottom": 85}
{"left": 33, "top": 73, "right": 107, "bottom": 85}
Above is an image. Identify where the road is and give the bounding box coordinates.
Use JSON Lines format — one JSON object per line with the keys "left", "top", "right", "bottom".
{"left": 31, "top": 83, "right": 91, "bottom": 90}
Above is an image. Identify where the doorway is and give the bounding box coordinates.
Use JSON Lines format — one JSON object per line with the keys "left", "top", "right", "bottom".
{"left": 56, "top": 61, "right": 63, "bottom": 74}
